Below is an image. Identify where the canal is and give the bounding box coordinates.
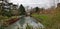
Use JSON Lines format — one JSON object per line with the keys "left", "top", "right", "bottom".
{"left": 1, "top": 16, "right": 44, "bottom": 29}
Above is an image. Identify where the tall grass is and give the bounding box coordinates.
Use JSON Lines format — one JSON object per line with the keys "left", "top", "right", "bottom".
{"left": 26, "top": 24, "right": 43, "bottom": 29}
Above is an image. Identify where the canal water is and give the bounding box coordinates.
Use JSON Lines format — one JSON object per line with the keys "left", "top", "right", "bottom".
{"left": 4, "top": 16, "right": 44, "bottom": 29}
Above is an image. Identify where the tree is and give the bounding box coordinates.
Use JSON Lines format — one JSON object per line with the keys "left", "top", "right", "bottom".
{"left": 0, "top": 3, "right": 2, "bottom": 15}
{"left": 1, "top": 9, "right": 12, "bottom": 17}
{"left": 19, "top": 4, "right": 26, "bottom": 15}
{"left": 35, "top": 7, "right": 39, "bottom": 12}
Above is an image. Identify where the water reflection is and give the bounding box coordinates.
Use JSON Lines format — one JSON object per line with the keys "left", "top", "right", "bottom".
{"left": 2, "top": 16, "right": 44, "bottom": 29}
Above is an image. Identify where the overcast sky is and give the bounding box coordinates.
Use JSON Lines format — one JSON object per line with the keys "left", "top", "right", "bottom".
{"left": 9, "top": 0, "right": 60, "bottom": 9}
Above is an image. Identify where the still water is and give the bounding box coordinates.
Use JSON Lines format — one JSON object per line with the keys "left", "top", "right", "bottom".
{"left": 4, "top": 16, "right": 44, "bottom": 29}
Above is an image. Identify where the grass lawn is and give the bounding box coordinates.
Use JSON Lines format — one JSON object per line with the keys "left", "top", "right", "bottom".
{"left": 31, "top": 12, "right": 60, "bottom": 29}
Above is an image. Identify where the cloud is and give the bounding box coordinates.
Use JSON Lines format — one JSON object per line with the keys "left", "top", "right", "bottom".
{"left": 9, "top": 0, "right": 59, "bottom": 8}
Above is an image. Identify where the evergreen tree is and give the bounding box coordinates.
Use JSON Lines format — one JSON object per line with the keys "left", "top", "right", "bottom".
{"left": 19, "top": 4, "right": 26, "bottom": 15}
{"left": 35, "top": 7, "right": 39, "bottom": 12}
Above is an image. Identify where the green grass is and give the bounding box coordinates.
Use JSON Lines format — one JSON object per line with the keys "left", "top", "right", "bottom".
{"left": 32, "top": 14, "right": 50, "bottom": 20}
{"left": 31, "top": 13, "right": 60, "bottom": 29}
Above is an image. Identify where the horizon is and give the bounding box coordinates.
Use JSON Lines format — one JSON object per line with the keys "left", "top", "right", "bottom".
{"left": 9, "top": 0, "right": 60, "bottom": 9}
